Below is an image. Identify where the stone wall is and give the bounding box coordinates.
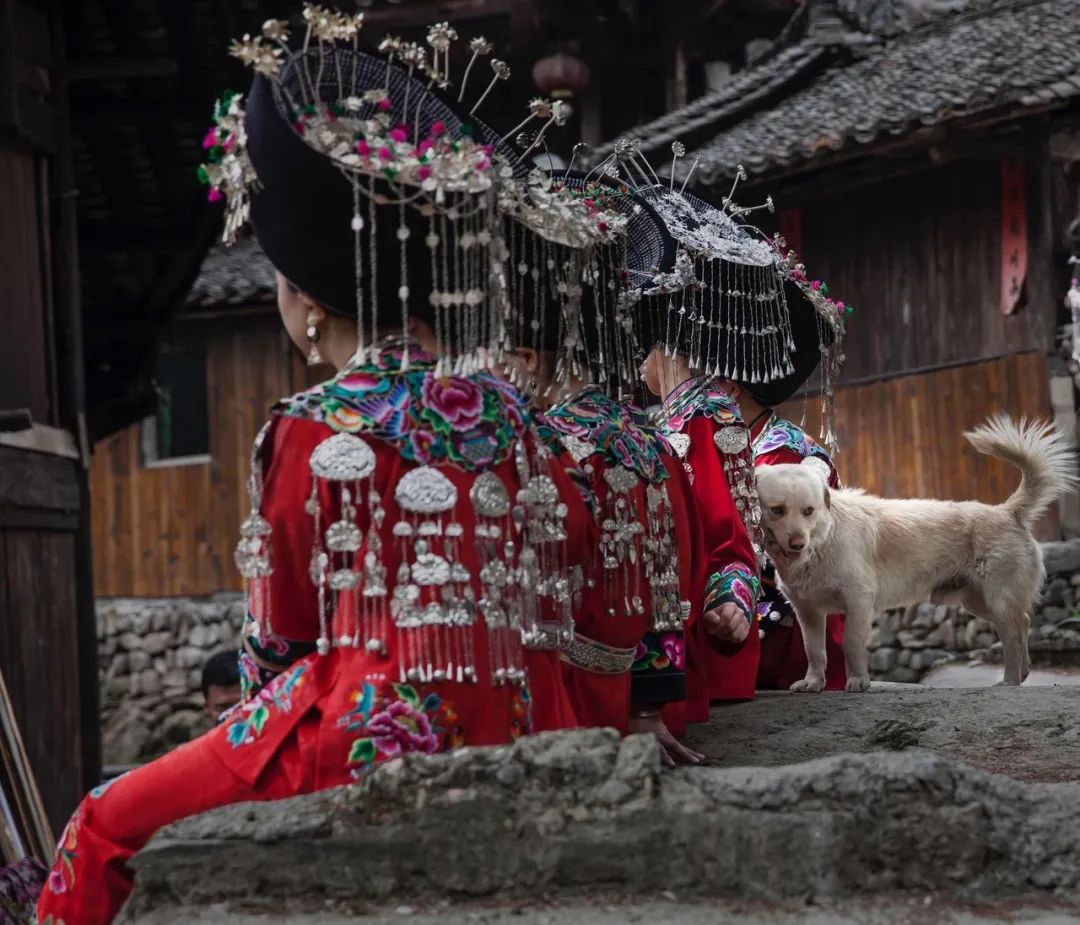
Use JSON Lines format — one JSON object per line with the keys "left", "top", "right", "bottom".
{"left": 97, "top": 595, "right": 244, "bottom": 766}
{"left": 869, "top": 539, "right": 1080, "bottom": 682}
{"left": 97, "top": 541, "right": 1080, "bottom": 760}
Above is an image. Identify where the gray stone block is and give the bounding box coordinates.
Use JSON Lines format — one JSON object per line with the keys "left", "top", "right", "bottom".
{"left": 909, "top": 649, "right": 950, "bottom": 671}
{"left": 1043, "top": 540, "right": 1080, "bottom": 575}
{"left": 869, "top": 649, "right": 897, "bottom": 673}
{"left": 128, "top": 651, "right": 151, "bottom": 672}
{"left": 144, "top": 632, "right": 173, "bottom": 656}
{"left": 121, "top": 727, "right": 1080, "bottom": 921}
{"left": 140, "top": 669, "right": 163, "bottom": 696}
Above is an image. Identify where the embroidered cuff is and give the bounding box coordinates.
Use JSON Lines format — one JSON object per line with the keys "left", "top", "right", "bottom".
{"left": 240, "top": 616, "right": 317, "bottom": 702}
{"left": 631, "top": 631, "right": 686, "bottom": 705}
{"left": 704, "top": 564, "right": 760, "bottom": 622}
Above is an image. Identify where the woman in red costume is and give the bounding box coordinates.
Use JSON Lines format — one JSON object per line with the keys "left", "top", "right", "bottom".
{"left": 38, "top": 21, "right": 595, "bottom": 925}
{"left": 501, "top": 172, "right": 707, "bottom": 763}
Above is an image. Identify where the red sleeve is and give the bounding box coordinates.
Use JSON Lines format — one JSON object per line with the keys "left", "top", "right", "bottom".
{"left": 683, "top": 416, "right": 759, "bottom": 620}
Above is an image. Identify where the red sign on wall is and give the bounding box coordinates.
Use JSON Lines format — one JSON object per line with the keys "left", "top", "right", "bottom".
{"left": 1000, "top": 159, "right": 1027, "bottom": 316}
{"left": 778, "top": 208, "right": 803, "bottom": 259}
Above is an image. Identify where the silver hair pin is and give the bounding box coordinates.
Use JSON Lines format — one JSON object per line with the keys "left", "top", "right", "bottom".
{"left": 470, "top": 58, "right": 510, "bottom": 116}
{"left": 669, "top": 141, "right": 685, "bottom": 192}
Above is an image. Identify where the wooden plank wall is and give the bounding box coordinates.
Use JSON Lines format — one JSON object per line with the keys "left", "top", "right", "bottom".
{"left": 89, "top": 313, "right": 307, "bottom": 598}
{"left": 779, "top": 352, "right": 1059, "bottom": 540}
{"left": 797, "top": 158, "right": 1049, "bottom": 382}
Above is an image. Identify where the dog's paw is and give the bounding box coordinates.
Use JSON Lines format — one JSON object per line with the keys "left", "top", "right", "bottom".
{"left": 790, "top": 677, "right": 825, "bottom": 694}
{"left": 844, "top": 675, "right": 872, "bottom": 693}
{"left": 994, "top": 678, "right": 1023, "bottom": 687}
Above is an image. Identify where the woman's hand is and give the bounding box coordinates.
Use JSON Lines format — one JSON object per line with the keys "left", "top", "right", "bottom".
{"left": 703, "top": 603, "right": 750, "bottom": 644}
{"left": 628, "top": 713, "right": 705, "bottom": 768}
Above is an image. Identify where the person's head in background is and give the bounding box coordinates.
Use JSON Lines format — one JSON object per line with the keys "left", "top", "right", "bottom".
{"left": 201, "top": 651, "right": 242, "bottom": 722}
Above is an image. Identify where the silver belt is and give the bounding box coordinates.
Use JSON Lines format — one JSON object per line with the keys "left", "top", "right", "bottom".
{"left": 559, "top": 633, "right": 637, "bottom": 675}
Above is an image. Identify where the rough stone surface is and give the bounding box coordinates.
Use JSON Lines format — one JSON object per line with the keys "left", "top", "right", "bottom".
{"left": 869, "top": 540, "right": 1080, "bottom": 683}
{"left": 97, "top": 596, "right": 245, "bottom": 765}
{"left": 121, "top": 897, "right": 1080, "bottom": 924}
{"left": 686, "top": 686, "right": 1080, "bottom": 784}
{"left": 121, "top": 720, "right": 1080, "bottom": 923}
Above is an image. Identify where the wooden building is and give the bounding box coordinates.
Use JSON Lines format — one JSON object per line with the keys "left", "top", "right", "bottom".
{"left": 89, "top": 241, "right": 307, "bottom": 598}
{"left": 597, "top": 0, "right": 1080, "bottom": 539}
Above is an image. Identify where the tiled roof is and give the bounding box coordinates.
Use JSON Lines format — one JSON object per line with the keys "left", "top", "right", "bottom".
{"left": 591, "top": 42, "right": 831, "bottom": 163}
{"left": 596, "top": 0, "right": 1080, "bottom": 183}
{"left": 185, "top": 238, "right": 277, "bottom": 308}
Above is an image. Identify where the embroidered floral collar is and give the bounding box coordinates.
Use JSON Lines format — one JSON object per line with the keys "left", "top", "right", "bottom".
{"left": 275, "top": 348, "right": 530, "bottom": 470}
{"left": 538, "top": 386, "right": 672, "bottom": 482}
{"left": 753, "top": 414, "right": 834, "bottom": 471}
{"left": 657, "top": 376, "right": 743, "bottom": 434}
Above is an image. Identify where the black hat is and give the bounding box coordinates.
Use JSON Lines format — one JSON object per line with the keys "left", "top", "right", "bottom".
{"left": 503, "top": 171, "right": 674, "bottom": 392}
{"left": 737, "top": 278, "right": 835, "bottom": 407}
{"left": 245, "top": 70, "right": 432, "bottom": 321}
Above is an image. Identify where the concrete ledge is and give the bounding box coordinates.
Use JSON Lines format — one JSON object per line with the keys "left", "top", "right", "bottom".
{"left": 122, "top": 726, "right": 1080, "bottom": 922}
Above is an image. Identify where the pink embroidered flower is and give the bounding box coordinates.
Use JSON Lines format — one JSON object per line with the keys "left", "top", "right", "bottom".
{"left": 202, "top": 128, "right": 218, "bottom": 149}
{"left": 418, "top": 139, "right": 433, "bottom": 155}
{"left": 389, "top": 126, "right": 408, "bottom": 143}
{"left": 377, "top": 146, "right": 392, "bottom": 161}
{"left": 47, "top": 868, "right": 67, "bottom": 895}
{"left": 207, "top": 188, "right": 223, "bottom": 203}
{"left": 336, "top": 371, "right": 381, "bottom": 393}
{"left": 431, "top": 119, "right": 445, "bottom": 136}
{"left": 660, "top": 634, "right": 685, "bottom": 670}
{"left": 810, "top": 280, "right": 821, "bottom": 291}
{"left": 377, "top": 98, "right": 392, "bottom": 112}
{"left": 418, "top": 165, "right": 432, "bottom": 181}
{"left": 421, "top": 375, "right": 485, "bottom": 430}
{"left": 367, "top": 700, "right": 440, "bottom": 758}
{"left": 356, "top": 139, "right": 371, "bottom": 157}
{"left": 409, "top": 428, "right": 437, "bottom": 460}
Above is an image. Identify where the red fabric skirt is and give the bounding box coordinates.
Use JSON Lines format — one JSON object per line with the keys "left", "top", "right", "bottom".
{"left": 37, "top": 648, "right": 539, "bottom": 925}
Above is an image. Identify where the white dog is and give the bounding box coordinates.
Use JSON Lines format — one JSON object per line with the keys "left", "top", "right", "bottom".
{"left": 755, "top": 416, "right": 1077, "bottom": 692}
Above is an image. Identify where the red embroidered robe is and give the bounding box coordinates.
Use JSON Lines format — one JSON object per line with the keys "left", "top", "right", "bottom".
{"left": 37, "top": 349, "right": 594, "bottom": 925}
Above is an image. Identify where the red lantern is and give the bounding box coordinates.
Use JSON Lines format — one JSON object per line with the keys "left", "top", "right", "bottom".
{"left": 532, "top": 52, "right": 590, "bottom": 99}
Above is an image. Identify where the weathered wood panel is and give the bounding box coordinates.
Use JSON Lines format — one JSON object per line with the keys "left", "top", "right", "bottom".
{"left": 0, "top": 450, "right": 86, "bottom": 835}
{"left": 797, "top": 159, "right": 1047, "bottom": 382}
{"left": 780, "top": 352, "right": 1059, "bottom": 540}
{"left": 0, "top": 143, "right": 50, "bottom": 423}
{"left": 90, "top": 313, "right": 304, "bottom": 598}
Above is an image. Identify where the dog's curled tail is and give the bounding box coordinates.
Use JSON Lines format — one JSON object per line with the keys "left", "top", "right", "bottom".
{"left": 964, "top": 415, "right": 1078, "bottom": 528}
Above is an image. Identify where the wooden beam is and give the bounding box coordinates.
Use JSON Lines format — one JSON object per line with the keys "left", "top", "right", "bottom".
{"left": 361, "top": 0, "right": 513, "bottom": 28}
{"left": 49, "top": 0, "right": 102, "bottom": 795}
{"left": 67, "top": 57, "right": 177, "bottom": 82}
{"left": 734, "top": 116, "right": 1051, "bottom": 206}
